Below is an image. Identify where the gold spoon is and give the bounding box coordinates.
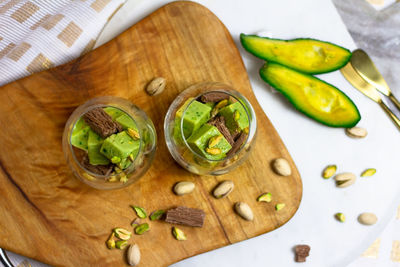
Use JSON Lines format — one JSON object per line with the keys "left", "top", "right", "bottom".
{"left": 351, "top": 49, "right": 400, "bottom": 110}
{"left": 341, "top": 62, "right": 400, "bottom": 130}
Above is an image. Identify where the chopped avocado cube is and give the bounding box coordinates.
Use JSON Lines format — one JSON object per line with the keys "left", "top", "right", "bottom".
{"left": 187, "top": 124, "right": 232, "bottom": 160}
{"left": 218, "top": 101, "right": 249, "bottom": 133}
{"left": 73, "top": 117, "right": 88, "bottom": 132}
{"left": 118, "top": 157, "right": 132, "bottom": 170}
{"left": 182, "top": 100, "right": 212, "bottom": 138}
{"left": 115, "top": 113, "right": 137, "bottom": 130}
{"left": 204, "top": 102, "right": 216, "bottom": 109}
{"left": 100, "top": 131, "right": 140, "bottom": 160}
{"left": 173, "top": 97, "right": 194, "bottom": 144}
{"left": 176, "top": 97, "right": 195, "bottom": 119}
{"left": 71, "top": 125, "right": 90, "bottom": 151}
{"left": 88, "top": 130, "right": 110, "bottom": 165}
{"left": 103, "top": 107, "right": 123, "bottom": 120}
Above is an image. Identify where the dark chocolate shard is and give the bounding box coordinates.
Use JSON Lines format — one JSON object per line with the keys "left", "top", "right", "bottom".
{"left": 226, "top": 132, "right": 247, "bottom": 158}
{"left": 200, "top": 92, "right": 229, "bottom": 103}
{"left": 232, "top": 130, "right": 241, "bottom": 141}
{"left": 165, "top": 206, "right": 205, "bottom": 227}
{"left": 295, "top": 244, "right": 310, "bottom": 262}
{"left": 83, "top": 107, "right": 122, "bottom": 138}
{"left": 208, "top": 116, "right": 234, "bottom": 146}
{"left": 81, "top": 154, "right": 113, "bottom": 177}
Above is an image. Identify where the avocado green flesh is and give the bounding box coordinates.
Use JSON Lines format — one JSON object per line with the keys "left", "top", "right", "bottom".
{"left": 115, "top": 113, "right": 137, "bottom": 130}
{"left": 103, "top": 107, "right": 123, "bottom": 120}
{"left": 240, "top": 34, "right": 351, "bottom": 74}
{"left": 260, "top": 63, "right": 360, "bottom": 127}
{"left": 181, "top": 100, "right": 212, "bottom": 138}
{"left": 101, "top": 131, "right": 140, "bottom": 161}
{"left": 70, "top": 107, "right": 142, "bottom": 170}
{"left": 87, "top": 130, "right": 110, "bottom": 165}
{"left": 187, "top": 124, "right": 232, "bottom": 161}
{"left": 173, "top": 97, "right": 194, "bottom": 145}
{"left": 71, "top": 125, "right": 90, "bottom": 151}
{"left": 218, "top": 101, "right": 249, "bottom": 134}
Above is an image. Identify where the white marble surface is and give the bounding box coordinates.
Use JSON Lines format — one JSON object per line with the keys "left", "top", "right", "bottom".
{"left": 4, "top": 0, "right": 400, "bottom": 266}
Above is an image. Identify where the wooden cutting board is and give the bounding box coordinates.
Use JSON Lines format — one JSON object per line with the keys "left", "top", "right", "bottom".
{"left": 0, "top": 2, "right": 302, "bottom": 266}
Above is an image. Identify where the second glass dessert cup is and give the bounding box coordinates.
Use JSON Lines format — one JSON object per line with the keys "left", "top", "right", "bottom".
{"left": 164, "top": 82, "right": 257, "bottom": 175}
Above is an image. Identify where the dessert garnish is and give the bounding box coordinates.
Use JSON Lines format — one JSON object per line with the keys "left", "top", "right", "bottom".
{"left": 294, "top": 244, "right": 310, "bottom": 262}
{"left": 172, "top": 227, "right": 187, "bottom": 241}
{"left": 165, "top": 206, "right": 205, "bottom": 227}
{"left": 149, "top": 210, "right": 165, "bottom": 221}
{"left": 131, "top": 205, "right": 147, "bottom": 219}
{"left": 134, "top": 223, "right": 149, "bottom": 235}
{"left": 70, "top": 106, "right": 141, "bottom": 181}
{"left": 83, "top": 107, "right": 122, "bottom": 138}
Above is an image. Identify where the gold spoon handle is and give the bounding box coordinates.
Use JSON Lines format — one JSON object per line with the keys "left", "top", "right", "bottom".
{"left": 379, "top": 100, "right": 400, "bottom": 130}
{"left": 389, "top": 93, "right": 400, "bottom": 111}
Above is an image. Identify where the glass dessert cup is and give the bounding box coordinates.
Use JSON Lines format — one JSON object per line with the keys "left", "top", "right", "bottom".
{"left": 62, "top": 96, "right": 157, "bottom": 190}
{"left": 164, "top": 82, "right": 257, "bottom": 176}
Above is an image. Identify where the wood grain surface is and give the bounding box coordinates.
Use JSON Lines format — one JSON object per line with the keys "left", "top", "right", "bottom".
{"left": 0, "top": 2, "right": 302, "bottom": 266}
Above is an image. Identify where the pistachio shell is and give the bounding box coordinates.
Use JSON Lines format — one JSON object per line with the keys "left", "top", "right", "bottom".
{"left": 173, "top": 181, "right": 195, "bottom": 196}
{"left": 345, "top": 127, "right": 367, "bottom": 138}
{"left": 272, "top": 158, "right": 291, "bottom": 176}
{"left": 127, "top": 244, "right": 141, "bottom": 266}
{"left": 358, "top": 212, "right": 378, "bottom": 225}
{"left": 146, "top": 77, "right": 166, "bottom": 96}
{"left": 234, "top": 202, "right": 253, "bottom": 221}
{"left": 334, "top": 172, "right": 356, "bottom": 188}
{"left": 213, "top": 180, "right": 234, "bottom": 199}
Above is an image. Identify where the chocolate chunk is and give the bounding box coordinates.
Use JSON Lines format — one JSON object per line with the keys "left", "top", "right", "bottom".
{"left": 208, "top": 116, "right": 234, "bottom": 146}
{"left": 200, "top": 92, "right": 229, "bottom": 103}
{"left": 232, "top": 130, "right": 241, "bottom": 141}
{"left": 83, "top": 107, "right": 122, "bottom": 138}
{"left": 81, "top": 154, "right": 113, "bottom": 177}
{"left": 165, "top": 206, "right": 205, "bottom": 227}
{"left": 295, "top": 244, "right": 310, "bottom": 262}
{"left": 226, "top": 131, "right": 247, "bottom": 158}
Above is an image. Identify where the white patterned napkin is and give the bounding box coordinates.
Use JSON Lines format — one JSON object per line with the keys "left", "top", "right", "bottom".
{"left": 0, "top": 0, "right": 126, "bottom": 86}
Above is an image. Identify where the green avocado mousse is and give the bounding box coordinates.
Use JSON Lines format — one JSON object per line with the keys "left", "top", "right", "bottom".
{"left": 164, "top": 82, "right": 257, "bottom": 175}
{"left": 63, "top": 96, "right": 156, "bottom": 190}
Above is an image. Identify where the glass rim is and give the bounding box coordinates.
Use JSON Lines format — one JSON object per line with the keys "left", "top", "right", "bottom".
{"left": 179, "top": 89, "right": 252, "bottom": 162}
{"left": 69, "top": 104, "right": 143, "bottom": 178}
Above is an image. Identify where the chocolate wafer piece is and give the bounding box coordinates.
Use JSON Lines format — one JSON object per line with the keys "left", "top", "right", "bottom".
{"left": 165, "top": 206, "right": 205, "bottom": 227}
{"left": 208, "top": 116, "right": 234, "bottom": 146}
{"left": 295, "top": 244, "right": 310, "bottom": 262}
{"left": 83, "top": 107, "right": 122, "bottom": 138}
{"left": 200, "top": 92, "right": 229, "bottom": 103}
{"left": 81, "top": 154, "right": 113, "bottom": 176}
{"left": 226, "top": 131, "right": 247, "bottom": 158}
